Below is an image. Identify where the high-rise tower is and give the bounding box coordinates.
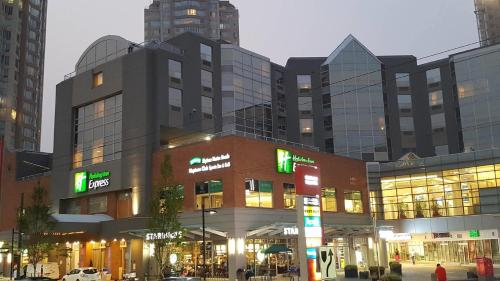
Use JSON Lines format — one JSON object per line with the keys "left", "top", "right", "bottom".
{"left": 475, "top": 0, "right": 500, "bottom": 46}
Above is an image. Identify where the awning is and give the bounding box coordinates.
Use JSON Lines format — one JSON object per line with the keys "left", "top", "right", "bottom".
{"left": 51, "top": 214, "right": 113, "bottom": 223}
{"left": 264, "top": 244, "right": 292, "bottom": 254}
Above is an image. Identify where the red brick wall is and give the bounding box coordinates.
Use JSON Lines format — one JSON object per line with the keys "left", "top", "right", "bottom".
{"left": 0, "top": 150, "right": 51, "bottom": 231}
{"left": 152, "top": 136, "right": 368, "bottom": 215}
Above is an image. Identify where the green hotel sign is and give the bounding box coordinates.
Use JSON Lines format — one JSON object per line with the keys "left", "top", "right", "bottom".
{"left": 276, "top": 149, "right": 315, "bottom": 174}
{"left": 189, "top": 157, "right": 202, "bottom": 166}
{"left": 74, "top": 170, "right": 111, "bottom": 193}
{"left": 469, "top": 229, "right": 480, "bottom": 238}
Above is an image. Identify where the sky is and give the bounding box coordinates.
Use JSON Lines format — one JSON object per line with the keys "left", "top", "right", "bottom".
{"left": 41, "top": 0, "right": 478, "bottom": 152}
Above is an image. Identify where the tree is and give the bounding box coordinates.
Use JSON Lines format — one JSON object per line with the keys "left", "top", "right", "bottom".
{"left": 18, "top": 183, "right": 55, "bottom": 277}
{"left": 148, "top": 154, "right": 184, "bottom": 278}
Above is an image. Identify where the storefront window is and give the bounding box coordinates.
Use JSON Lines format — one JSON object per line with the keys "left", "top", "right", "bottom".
{"left": 195, "top": 180, "right": 223, "bottom": 209}
{"left": 245, "top": 179, "right": 273, "bottom": 208}
{"left": 322, "top": 187, "right": 337, "bottom": 212}
{"left": 283, "top": 183, "right": 295, "bottom": 209}
{"left": 344, "top": 191, "right": 363, "bottom": 214}
{"left": 375, "top": 163, "right": 500, "bottom": 220}
{"left": 88, "top": 195, "right": 107, "bottom": 214}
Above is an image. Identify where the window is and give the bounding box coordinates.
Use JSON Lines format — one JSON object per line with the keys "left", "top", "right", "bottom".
{"left": 429, "top": 90, "right": 443, "bottom": 107}
{"left": 298, "top": 96, "right": 312, "bottom": 114}
{"left": 431, "top": 113, "right": 446, "bottom": 130}
{"left": 426, "top": 68, "right": 441, "bottom": 87}
{"left": 169, "top": 60, "right": 182, "bottom": 84}
{"left": 395, "top": 73, "right": 410, "bottom": 92}
{"left": 200, "top": 43, "right": 212, "bottom": 66}
{"left": 73, "top": 94, "right": 122, "bottom": 168}
{"left": 169, "top": 88, "right": 182, "bottom": 111}
{"left": 187, "top": 8, "right": 197, "bottom": 15}
{"left": 93, "top": 72, "right": 103, "bottom": 88}
{"left": 66, "top": 199, "right": 81, "bottom": 214}
{"left": 174, "top": 18, "right": 201, "bottom": 25}
{"left": 245, "top": 179, "right": 273, "bottom": 208}
{"left": 201, "top": 70, "right": 212, "bottom": 92}
{"left": 201, "top": 96, "right": 213, "bottom": 118}
{"left": 322, "top": 188, "right": 337, "bottom": 212}
{"left": 344, "top": 191, "right": 363, "bottom": 214}
{"left": 23, "top": 128, "right": 34, "bottom": 138}
{"left": 397, "top": 95, "right": 412, "bottom": 111}
{"left": 297, "top": 75, "right": 312, "bottom": 93}
{"left": 399, "top": 116, "right": 414, "bottom": 132}
{"left": 300, "top": 119, "right": 313, "bottom": 134}
{"left": 23, "top": 141, "right": 34, "bottom": 151}
{"left": 88, "top": 195, "right": 107, "bottom": 214}
{"left": 195, "top": 180, "right": 223, "bottom": 209}
{"left": 283, "top": 183, "right": 295, "bottom": 209}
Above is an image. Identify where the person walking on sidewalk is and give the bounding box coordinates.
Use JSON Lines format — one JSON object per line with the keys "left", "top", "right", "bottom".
{"left": 435, "top": 264, "right": 447, "bottom": 281}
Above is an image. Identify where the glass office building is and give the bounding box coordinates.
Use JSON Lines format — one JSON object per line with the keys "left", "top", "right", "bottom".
{"left": 323, "top": 35, "right": 388, "bottom": 162}
{"left": 453, "top": 44, "right": 500, "bottom": 152}
{"left": 221, "top": 44, "right": 272, "bottom": 137}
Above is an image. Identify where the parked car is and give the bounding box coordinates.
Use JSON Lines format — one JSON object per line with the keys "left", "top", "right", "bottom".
{"left": 62, "top": 268, "right": 101, "bottom": 281}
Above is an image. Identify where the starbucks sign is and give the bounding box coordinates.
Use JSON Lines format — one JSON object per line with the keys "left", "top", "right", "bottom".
{"left": 74, "top": 170, "right": 111, "bottom": 193}
{"left": 276, "top": 149, "right": 315, "bottom": 174}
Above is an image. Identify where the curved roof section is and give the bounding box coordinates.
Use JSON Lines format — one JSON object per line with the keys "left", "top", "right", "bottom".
{"left": 75, "top": 35, "right": 133, "bottom": 74}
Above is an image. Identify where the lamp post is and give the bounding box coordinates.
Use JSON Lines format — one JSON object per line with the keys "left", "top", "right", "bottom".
{"left": 201, "top": 200, "right": 217, "bottom": 281}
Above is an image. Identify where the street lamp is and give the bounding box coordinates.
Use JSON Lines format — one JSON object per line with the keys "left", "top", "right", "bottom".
{"left": 201, "top": 200, "right": 217, "bottom": 281}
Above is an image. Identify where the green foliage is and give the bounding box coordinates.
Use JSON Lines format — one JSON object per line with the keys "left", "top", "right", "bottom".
{"left": 380, "top": 273, "right": 402, "bottom": 281}
{"left": 18, "top": 183, "right": 55, "bottom": 275}
{"left": 344, "top": 264, "right": 358, "bottom": 271}
{"left": 148, "top": 154, "right": 185, "bottom": 277}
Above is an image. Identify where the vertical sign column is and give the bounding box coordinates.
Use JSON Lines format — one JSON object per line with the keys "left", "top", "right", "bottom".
{"left": 295, "top": 165, "right": 322, "bottom": 281}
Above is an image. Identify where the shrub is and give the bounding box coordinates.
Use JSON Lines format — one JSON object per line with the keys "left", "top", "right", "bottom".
{"left": 380, "top": 273, "right": 402, "bottom": 281}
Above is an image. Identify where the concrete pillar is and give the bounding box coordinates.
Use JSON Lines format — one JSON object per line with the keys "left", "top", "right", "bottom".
{"left": 346, "top": 236, "right": 356, "bottom": 265}
{"left": 228, "top": 234, "right": 247, "bottom": 281}
{"left": 378, "top": 239, "right": 388, "bottom": 268}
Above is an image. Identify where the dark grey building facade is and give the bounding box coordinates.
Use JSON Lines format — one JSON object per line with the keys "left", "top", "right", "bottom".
{"left": 0, "top": 0, "right": 47, "bottom": 151}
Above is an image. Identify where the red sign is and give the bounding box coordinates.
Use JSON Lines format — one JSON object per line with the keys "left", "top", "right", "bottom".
{"left": 295, "top": 164, "right": 321, "bottom": 196}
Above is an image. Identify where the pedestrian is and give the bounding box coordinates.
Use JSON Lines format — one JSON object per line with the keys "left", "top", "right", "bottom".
{"left": 394, "top": 250, "right": 401, "bottom": 263}
{"left": 411, "top": 253, "right": 416, "bottom": 265}
{"left": 435, "top": 264, "right": 447, "bottom": 281}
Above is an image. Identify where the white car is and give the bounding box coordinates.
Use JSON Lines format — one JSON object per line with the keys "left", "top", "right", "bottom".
{"left": 62, "top": 268, "right": 101, "bottom": 281}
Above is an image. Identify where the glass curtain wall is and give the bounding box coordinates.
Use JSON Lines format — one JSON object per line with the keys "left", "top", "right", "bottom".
{"left": 221, "top": 44, "right": 272, "bottom": 137}
{"left": 324, "top": 35, "right": 388, "bottom": 161}
{"left": 453, "top": 44, "right": 500, "bottom": 152}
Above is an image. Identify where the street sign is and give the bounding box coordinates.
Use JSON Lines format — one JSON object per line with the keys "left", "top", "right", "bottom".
{"left": 318, "top": 246, "right": 336, "bottom": 280}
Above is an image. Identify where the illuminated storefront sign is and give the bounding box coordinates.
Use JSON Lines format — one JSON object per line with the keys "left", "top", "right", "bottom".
{"left": 304, "top": 175, "right": 319, "bottom": 186}
{"left": 74, "top": 170, "right": 111, "bottom": 193}
{"left": 469, "top": 230, "right": 480, "bottom": 238}
{"left": 284, "top": 227, "right": 299, "bottom": 235}
{"left": 276, "top": 149, "right": 315, "bottom": 174}
{"left": 145, "top": 231, "right": 183, "bottom": 241}
{"left": 188, "top": 153, "right": 231, "bottom": 174}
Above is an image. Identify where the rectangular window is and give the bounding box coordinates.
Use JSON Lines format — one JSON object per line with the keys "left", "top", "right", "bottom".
{"left": 297, "top": 75, "right": 312, "bottom": 93}
{"left": 245, "top": 179, "right": 273, "bottom": 208}
{"left": 66, "top": 199, "right": 81, "bottom": 214}
{"left": 300, "top": 119, "right": 314, "bottom": 134}
{"left": 201, "top": 96, "right": 213, "bottom": 118}
{"left": 169, "top": 60, "right": 182, "bottom": 84}
{"left": 200, "top": 43, "right": 212, "bottom": 66}
{"left": 88, "top": 195, "right": 107, "bottom": 214}
{"left": 93, "top": 72, "right": 103, "bottom": 88}
{"left": 395, "top": 73, "right": 410, "bottom": 92}
{"left": 426, "top": 68, "right": 441, "bottom": 88}
{"left": 201, "top": 70, "right": 212, "bottom": 92}
{"left": 431, "top": 113, "right": 446, "bottom": 130}
{"left": 344, "top": 191, "right": 363, "bottom": 214}
{"left": 397, "top": 95, "right": 412, "bottom": 111}
{"left": 169, "top": 87, "right": 182, "bottom": 111}
{"left": 298, "top": 96, "right": 312, "bottom": 114}
{"left": 399, "top": 116, "right": 414, "bottom": 132}
{"left": 283, "top": 183, "right": 295, "bottom": 209}
{"left": 322, "top": 187, "right": 337, "bottom": 212}
{"left": 429, "top": 90, "right": 443, "bottom": 107}
{"left": 73, "top": 94, "right": 122, "bottom": 168}
{"left": 195, "top": 180, "right": 223, "bottom": 209}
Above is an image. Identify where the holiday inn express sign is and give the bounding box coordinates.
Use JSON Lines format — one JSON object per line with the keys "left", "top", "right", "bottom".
{"left": 74, "top": 170, "right": 111, "bottom": 193}
{"left": 276, "top": 149, "right": 315, "bottom": 174}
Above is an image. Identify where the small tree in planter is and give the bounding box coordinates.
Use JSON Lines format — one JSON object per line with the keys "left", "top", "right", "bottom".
{"left": 415, "top": 202, "right": 425, "bottom": 218}
{"left": 431, "top": 201, "right": 441, "bottom": 217}
{"left": 398, "top": 203, "right": 407, "bottom": 219}
{"left": 369, "top": 266, "right": 385, "bottom": 281}
{"left": 344, "top": 265, "right": 358, "bottom": 278}
{"left": 389, "top": 262, "right": 402, "bottom": 276}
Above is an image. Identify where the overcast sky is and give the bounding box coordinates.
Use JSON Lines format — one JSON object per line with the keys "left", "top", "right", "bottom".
{"left": 41, "top": 0, "right": 478, "bottom": 152}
